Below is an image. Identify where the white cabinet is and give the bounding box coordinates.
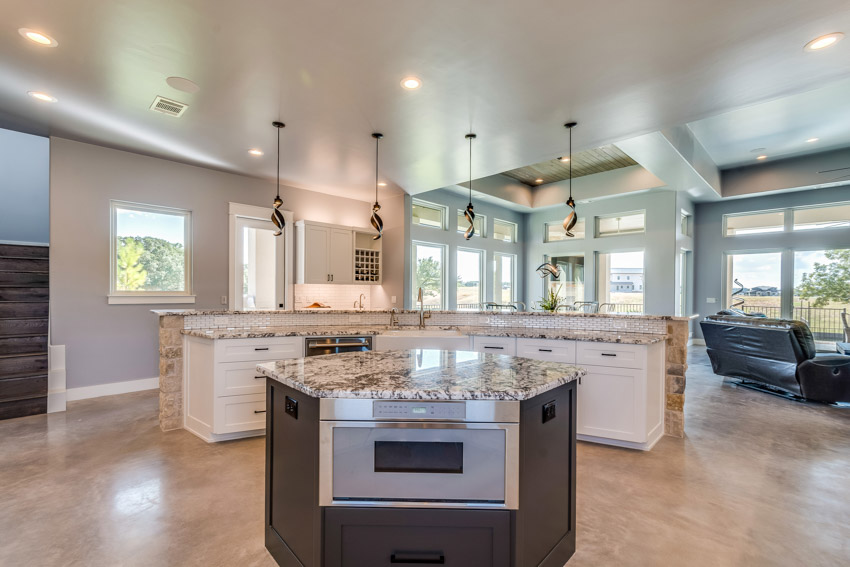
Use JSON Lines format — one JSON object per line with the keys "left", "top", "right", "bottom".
{"left": 516, "top": 338, "right": 576, "bottom": 364}
{"left": 374, "top": 335, "right": 471, "bottom": 351}
{"left": 472, "top": 336, "right": 516, "bottom": 356}
{"left": 296, "top": 221, "right": 371, "bottom": 284}
{"left": 184, "top": 336, "right": 303, "bottom": 442}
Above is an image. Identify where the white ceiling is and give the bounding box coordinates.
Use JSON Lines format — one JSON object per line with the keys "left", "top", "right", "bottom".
{"left": 687, "top": 77, "right": 850, "bottom": 169}
{"left": 2, "top": 0, "right": 849, "bottom": 202}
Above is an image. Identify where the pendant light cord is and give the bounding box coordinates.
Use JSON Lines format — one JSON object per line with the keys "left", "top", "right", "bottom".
{"left": 375, "top": 136, "right": 379, "bottom": 203}
{"left": 568, "top": 125, "right": 572, "bottom": 201}
{"left": 276, "top": 126, "right": 281, "bottom": 199}
{"left": 468, "top": 135, "right": 473, "bottom": 204}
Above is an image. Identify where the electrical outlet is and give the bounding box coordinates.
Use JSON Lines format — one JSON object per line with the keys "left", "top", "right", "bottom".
{"left": 391, "top": 296, "right": 397, "bottom": 304}
{"left": 706, "top": 297, "right": 717, "bottom": 304}
{"left": 220, "top": 295, "right": 227, "bottom": 305}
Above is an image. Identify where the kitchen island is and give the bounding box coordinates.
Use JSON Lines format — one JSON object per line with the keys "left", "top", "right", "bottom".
{"left": 256, "top": 349, "right": 584, "bottom": 567}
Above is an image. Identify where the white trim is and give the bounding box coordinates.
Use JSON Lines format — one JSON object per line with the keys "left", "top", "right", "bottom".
{"left": 228, "top": 202, "right": 273, "bottom": 219}
{"left": 108, "top": 295, "right": 196, "bottom": 304}
{"left": 47, "top": 344, "right": 67, "bottom": 413}
{"left": 0, "top": 239, "right": 49, "bottom": 247}
{"left": 66, "top": 377, "right": 159, "bottom": 401}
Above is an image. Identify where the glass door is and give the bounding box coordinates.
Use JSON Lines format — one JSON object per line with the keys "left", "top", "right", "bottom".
{"left": 724, "top": 252, "right": 782, "bottom": 317}
{"left": 234, "top": 217, "right": 284, "bottom": 310}
{"left": 596, "top": 251, "right": 644, "bottom": 313}
{"left": 544, "top": 255, "right": 585, "bottom": 309}
{"left": 794, "top": 249, "right": 850, "bottom": 343}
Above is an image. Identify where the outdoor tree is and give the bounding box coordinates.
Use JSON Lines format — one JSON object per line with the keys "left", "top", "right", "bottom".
{"left": 415, "top": 257, "right": 441, "bottom": 295}
{"left": 796, "top": 249, "right": 850, "bottom": 307}
{"left": 115, "top": 237, "right": 147, "bottom": 291}
{"left": 136, "top": 236, "right": 185, "bottom": 291}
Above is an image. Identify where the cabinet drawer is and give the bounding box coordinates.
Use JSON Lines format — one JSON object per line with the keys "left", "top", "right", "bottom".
{"left": 213, "top": 393, "right": 266, "bottom": 434}
{"left": 215, "top": 337, "right": 302, "bottom": 362}
{"left": 215, "top": 361, "right": 270, "bottom": 397}
{"left": 472, "top": 336, "right": 516, "bottom": 356}
{"left": 576, "top": 342, "right": 646, "bottom": 369}
{"left": 324, "top": 508, "right": 510, "bottom": 567}
{"left": 516, "top": 339, "right": 575, "bottom": 363}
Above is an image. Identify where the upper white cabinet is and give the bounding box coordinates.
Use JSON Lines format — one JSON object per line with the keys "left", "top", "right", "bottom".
{"left": 296, "top": 221, "right": 379, "bottom": 285}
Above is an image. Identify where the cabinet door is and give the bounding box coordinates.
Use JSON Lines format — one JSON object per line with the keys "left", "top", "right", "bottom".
{"left": 577, "top": 364, "right": 646, "bottom": 443}
{"left": 472, "top": 336, "right": 516, "bottom": 356}
{"left": 516, "top": 338, "right": 576, "bottom": 363}
{"left": 328, "top": 228, "right": 353, "bottom": 284}
{"left": 303, "top": 224, "right": 330, "bottom": 283}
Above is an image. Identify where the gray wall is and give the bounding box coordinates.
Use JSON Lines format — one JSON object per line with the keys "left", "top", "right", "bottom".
{"left": 50, "top": 137, "right": 401, "bottom": 388}
{"left": 406, "top": 188, "right": 526, "bottom": 310}
{"left": 0, "top": 128, "right": 49, "bottom": 245}
{"left": 693, "top": 184, "right": 850, "bottom": 338}
{"left": 523, "top": 190, "right": 680, "bottom": 315}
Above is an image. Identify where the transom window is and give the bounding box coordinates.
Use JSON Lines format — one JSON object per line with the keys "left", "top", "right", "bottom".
{"left": 109, "top": 201, "right": 193, "bottom": 303}
{"left": 595, "top": 212, "right": 645, "bottom": 237}
{"left": 456, "top": 210, "right": 486, "bottom": 237}
{"left": 493, "top": 219, "right": 517, "bottom": 243}
{"left": 544, "top": 219, "right": 586, "bottom": 241}
{"left": 724, "top": 210, "right": 784, "bottom": 236}
{"left": 412, "top": 199, "right": 446, "bottom": 229}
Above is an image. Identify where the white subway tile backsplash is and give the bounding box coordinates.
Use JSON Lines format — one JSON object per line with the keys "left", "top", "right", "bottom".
{"left": 294, "top": 284, "right": 373, "bottom": 310}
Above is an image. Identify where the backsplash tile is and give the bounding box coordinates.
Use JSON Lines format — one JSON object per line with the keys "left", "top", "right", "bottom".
{"left": 294, "top": 284, "right": 373, "bottom": 310}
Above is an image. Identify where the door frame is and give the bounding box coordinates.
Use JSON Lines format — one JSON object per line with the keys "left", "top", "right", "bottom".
{"left": 228, "top": 202, "right": 294, "bottom": 311}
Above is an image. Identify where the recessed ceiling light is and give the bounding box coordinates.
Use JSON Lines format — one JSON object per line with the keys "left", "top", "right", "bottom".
{"left": 400, "top": 77, "right": 422, "bottom": 90}
{"left": 248, "top": 148, "right": 264, "bottom": 156}
{"left": 378, "top": 182, "right": 387, "bottom": 187}
{"left": 559, "top": 157, "right": 570, "bottom": 162}
{"left": 28, "top": 91, "right": 57, "bottom": 103}
{"left": 18, "top": 28, "right": 58, "bottom": 47}
{"left": 535, "top": 178, "right": 544, "bottom": 183}
{"left": 806, "top": 137, "right": 819, "bottom": 143}
{"left": 756, "top": 155, "right": 768, "bottom": 160}
{"left": 166, "top": 76, "right": 200, "bottom": 94}
{"left": 804, "top": 32, "right": 844, "bottom": 51}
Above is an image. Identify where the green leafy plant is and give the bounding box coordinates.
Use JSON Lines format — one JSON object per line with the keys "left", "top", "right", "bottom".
{"left": 796, "top": 249, "right": 850, "bottom": 307}
{"left": 115, "top": 237, "right": 148, "bottom": 291}
{"left": 537, "top": 285, "right": 564, "bottom": 312}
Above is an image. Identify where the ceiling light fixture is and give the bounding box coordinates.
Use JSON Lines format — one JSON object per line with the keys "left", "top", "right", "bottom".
{"left": 804, "top": 32, "right": 844, "bottom": 51}
{"left": 756, "top": 155, "right": 768, "bottom": 160}
{"left": 400, "top": 77, "right": 422, "bottom": 90}
{"left": 559, "top": 157, "right": 570, "bottom": 162}
{"left": 18, "top": 28, "right": 58, "bottom": 47}
{"left": 248, "top": 148, "right": 264, "bottom": 156}
{"left": 463, "top": 133, "right": 477, "bottom": 240}
{"left": 535, "top": 178, "right": 544, "bottom": 184}
{"left": 371, "top": 133, "right": 384, "bottom": 240}
{"left": 27, "top": 91, "right": 57, "bottom": 103}
{"left": 377, "top": 182, "right": 387, "bottom": 187}
{"left": 806, "top": 138, "right": 819, "bottom": 143}
{"left": 536, "top": 263, "right": 562, "bottom": 279}
{"left": 271, "top": 121, "right": 286, "bottom": 236}
{"left": 562, "top": 121, "right": 578, "bottom": 237}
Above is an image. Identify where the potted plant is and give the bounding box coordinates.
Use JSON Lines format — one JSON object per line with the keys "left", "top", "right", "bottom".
{"left": 536, "top": 285, "right": 564, "bottom": 312}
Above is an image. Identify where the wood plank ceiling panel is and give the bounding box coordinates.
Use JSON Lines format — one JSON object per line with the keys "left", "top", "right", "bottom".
{"left": 501, "top": 145, "right": 637, "bottom": 186}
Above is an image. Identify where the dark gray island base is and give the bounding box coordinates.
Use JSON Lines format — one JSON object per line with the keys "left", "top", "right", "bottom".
{"left": 259, "top": 350, "right": 583, "bottom": 567}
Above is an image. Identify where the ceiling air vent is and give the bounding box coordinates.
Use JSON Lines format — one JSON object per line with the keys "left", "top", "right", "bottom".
{"left": 149, "top": 96, "right": 188, "bottom": 117}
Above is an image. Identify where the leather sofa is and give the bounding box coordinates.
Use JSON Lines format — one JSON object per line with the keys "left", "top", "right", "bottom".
{"left": 700, "top": 315, "right": 850, "bottom": 404}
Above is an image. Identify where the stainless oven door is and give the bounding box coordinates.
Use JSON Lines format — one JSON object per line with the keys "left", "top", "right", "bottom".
{"left": 319, "top": 421, "right": 519, "bottom": 509}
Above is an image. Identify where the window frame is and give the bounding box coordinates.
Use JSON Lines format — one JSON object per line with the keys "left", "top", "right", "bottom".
{"left": 722, "top": 209, "right": 786, "bottom": 237}
{"left": 456, "top": 209, "right": 487, "bottom": 238}
{"left": 792, "top": 201, "right": 850, "bottom": 232}
{"left": 493, "top": 252, "right": 517, "bottom": 305}
{"left": 411, "top": 198, "right": 448, "bottom": 230}
{"left": 493, "top": 219, "right": 518, "bottom": 243}
{"left": 456, "top": 247, "right": 485, "bottom": 310}
{"left": 108, "top": 200, "right": 194, "bottom": 304}
{"left": 594, "top": 211, "right": 646, "bottom": 238}
{"left": 544, "top": 218, "right": 586, "bottom": 242}
{"left": 411, "top": 240, "right": 447, "bottom": 310}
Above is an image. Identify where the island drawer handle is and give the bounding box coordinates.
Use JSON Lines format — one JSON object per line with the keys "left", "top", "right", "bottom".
{"left": 308, "top": 342, "right": 367, "bottom": 349}
{"left": 484, "top": 346, "right": 504, "bottom": 350}
{"left": 538, "top": 348, "right": 552, "bottom": 352}
{"left": 254, "top": 410, "right": 266, "bottom": 414}
{"left": 390, "top": 553, "right": 445, "bottom": 564}
{"left": 601, "top": 353, "right": 617, "bottom": 357}
{"left": 254, "top": 347, "right": 270, "bottom": 351}
{"left": 254, "top": 375, "right": 265, "bottom": 379}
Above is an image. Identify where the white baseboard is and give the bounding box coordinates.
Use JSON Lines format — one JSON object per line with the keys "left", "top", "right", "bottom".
{"left": 689, "top": 338, "right": 706, "bottom": 346}
{"left": 48, "top": 345, "right": 67, "bottom": 413}
{"left": 67, "top": 377, "right": 159, "bottom": 402}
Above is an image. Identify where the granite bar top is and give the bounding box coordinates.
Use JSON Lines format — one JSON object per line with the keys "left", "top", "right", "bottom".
{"left": 181, "top": 325, "right": 666, "bottom": 344}
{"left": 256, "top": 349, "right": 585, "bottom": 401}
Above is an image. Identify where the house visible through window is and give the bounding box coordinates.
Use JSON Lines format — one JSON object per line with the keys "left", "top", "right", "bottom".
{"left": 596, "top": 251, "right": 644, "bottom": 313}
{"left": 110, "top": 201, "right": 193, "bottom": 303}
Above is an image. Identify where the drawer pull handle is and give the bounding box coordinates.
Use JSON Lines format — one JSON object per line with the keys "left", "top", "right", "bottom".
{"left": 484, "top": 346, "right": 504, "bottom": 350}
{"left": 254, "top": 375, "right": 265, "bottom": 379}
{"left": 254, "top": 410, "right": 266, "bottom": 414}
{"left": 390, "top": 553, "right": 445, "bottom": 564}
{"left": 538, "top": 348, "right": 552, "bottom": 352}
{"left": 254, "top": 347, "right": 270, "bottom": 351}
{"left": 601, "top": 353, "right": 617, "bottom": 357}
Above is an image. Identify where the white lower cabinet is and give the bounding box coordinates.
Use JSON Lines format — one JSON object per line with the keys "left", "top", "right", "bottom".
{"left": 184, "top": 336, "right": 303, "bottom": 442}
{"left": 472, "top": 336, "right": 517, "bottom": 356}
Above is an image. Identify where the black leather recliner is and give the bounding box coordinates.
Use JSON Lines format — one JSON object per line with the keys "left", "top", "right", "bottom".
{"left": 700, "top": 315, "right": 850, "bottom": 404}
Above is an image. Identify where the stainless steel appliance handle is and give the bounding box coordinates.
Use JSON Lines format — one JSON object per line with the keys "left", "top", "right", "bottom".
{"left": 307, "top": 341, "right": 367, "bottom": 349}
{"left": 391, "top": 553, "right": 445, "bottom": 564}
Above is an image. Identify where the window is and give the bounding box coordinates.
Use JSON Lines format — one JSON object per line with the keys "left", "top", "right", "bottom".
{"left": 493, "top": 219, "right": 517, "bottom": 243}
{"left": 794, "top": 249, "right": 850, "bottom": 342}
{"left": 456, "top": 210, "right": 486, "bottom": 237}
{"left": 109, "top": 201, "right": 192, "bottom": 304}
{"left": 680, "top": 212, "right": 692, "bottom": 236}
{"left": 412, "top": 242, "right": 446, "bottom": 309}
{"left": 494, "top": 253, "right": 516, "bottom": 305}
{"left": 412, "top": 199, "right": 446, "bottom": 229}
{"left": 793, "top": 203, "right": 850, "bottom": 231}
{"left": 596, "top": 212, "right": 645, "bottom": 237}
{"left": 544, "top": 219, "right": 585, "bottom": 241}
{"left": 456, "top": 248, "right": 484, "bottom": 310}
{"left": 724, "top": 211, "right": 784, "bottom": 236}
{"left": 596, "top": 251, "right": 644, "bottom": 313}
{"left": 544, "top": 255, "right": 585, "bottom": 308}
{"left": 725, "top": 252, "right": 782, "bottom": 317}
{"left": 677, "top": 251, "right": 691, "bottom": 317}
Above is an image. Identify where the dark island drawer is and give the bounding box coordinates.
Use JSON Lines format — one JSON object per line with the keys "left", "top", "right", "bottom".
{"left": 324, "top": 508, "right": 510, "bottom": 567}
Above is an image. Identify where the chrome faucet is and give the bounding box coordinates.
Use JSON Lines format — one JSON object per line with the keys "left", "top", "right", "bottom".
{"left": 389, "top": 307, "right": 399, "bottom": 329}
{"left": 353, "top": 293, "right": 366, "bottom": 310}
{"left": 515, "top": 301, "right": 526, "bottom": 312}
{"left": 417, "top": 287, "right": 431, "bottom": 329}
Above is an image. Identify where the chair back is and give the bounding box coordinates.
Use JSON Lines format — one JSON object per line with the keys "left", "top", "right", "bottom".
{"left": 842, "top": 311, "right": 850, "bottom": 342}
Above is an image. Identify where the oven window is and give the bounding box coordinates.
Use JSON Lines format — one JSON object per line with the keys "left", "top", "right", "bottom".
{"left": 374, "top": 441, "right": 463, "bottom": 474}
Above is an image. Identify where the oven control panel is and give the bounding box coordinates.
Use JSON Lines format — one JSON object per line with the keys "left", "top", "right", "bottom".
{"left": 372, "top": 401, "right": 467, "bottom": 420}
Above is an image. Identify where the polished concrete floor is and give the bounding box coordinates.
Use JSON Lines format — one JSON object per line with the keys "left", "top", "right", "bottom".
{"left": 1, "top": 347, "right": 849, "bottom": 566}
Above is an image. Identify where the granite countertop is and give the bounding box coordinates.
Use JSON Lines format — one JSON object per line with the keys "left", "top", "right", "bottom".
{"left": 181, "top": 325, "right": 666, "bottom": 344}
{"left": 256, "top": 349, "right": 585, "bottom": 401}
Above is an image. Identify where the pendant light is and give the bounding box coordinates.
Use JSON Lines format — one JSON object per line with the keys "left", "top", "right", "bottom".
{"left": 536, "top": 262, "right": 562, "bottom": 279}
{"left": 271, "top": 121, "right": 286, "bottom": 236}
{"left": 370, "top": 133, "right": 384, "bottom": 240}
{"left": 562, "top": 121, "right": 578, "bottom": 237}
{"left": 463, "top": 133, "right": 477, "bottom": 240}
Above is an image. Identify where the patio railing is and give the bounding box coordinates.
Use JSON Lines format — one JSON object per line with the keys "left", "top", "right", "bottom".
{"left": 741, "top": 305, "right": 847, "bottom": 342}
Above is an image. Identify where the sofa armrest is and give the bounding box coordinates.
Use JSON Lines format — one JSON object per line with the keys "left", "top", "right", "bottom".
{"left": 797, "top": 356, "right": 850, "bottom": 404}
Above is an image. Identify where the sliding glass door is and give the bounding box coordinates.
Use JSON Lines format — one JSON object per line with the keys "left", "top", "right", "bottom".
{"left": 724, "top": 252, "right": 783, "bottom": 317}
{"left": 794, "top": 249, "right": 849, "bottom": 342}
